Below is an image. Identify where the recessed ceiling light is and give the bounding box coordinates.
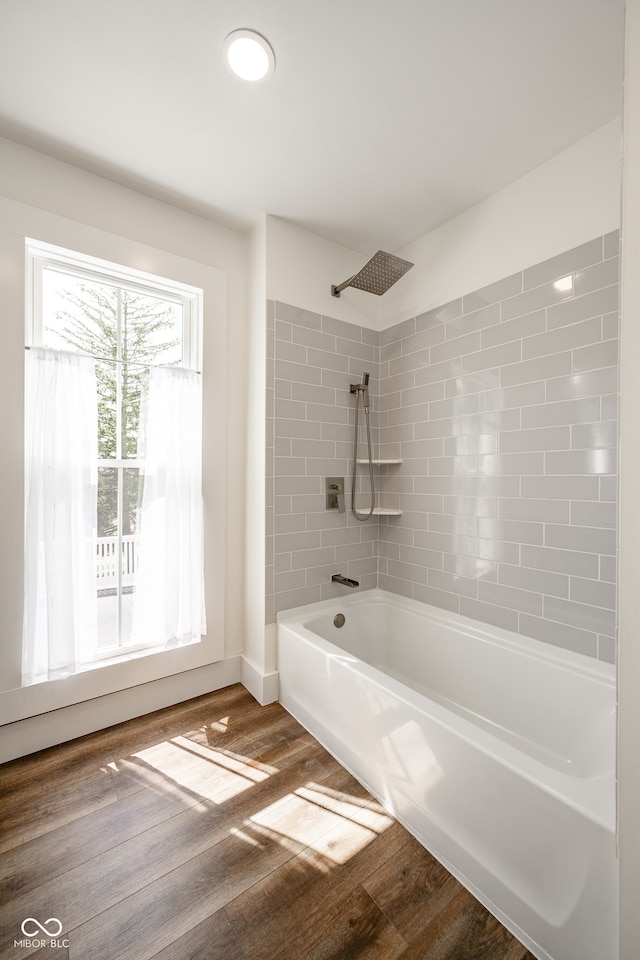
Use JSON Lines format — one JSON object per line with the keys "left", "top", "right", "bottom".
{"left": 223, "top": 29, "right": 275, "bottom": 82}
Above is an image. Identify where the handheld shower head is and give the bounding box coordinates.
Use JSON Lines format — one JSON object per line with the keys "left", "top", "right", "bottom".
{"left": 331, "top": 251, "right": 414, "bottom": 298}
{"left": 362, "top": 372, "right": 370, "bottom": 411}
{"left": 350, "top": 372, "right": 370, "bottom": 411}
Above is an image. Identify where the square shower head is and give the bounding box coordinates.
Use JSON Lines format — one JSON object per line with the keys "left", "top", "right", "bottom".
{"left": 331, "top": 250, "right": 414, "bottom": 298}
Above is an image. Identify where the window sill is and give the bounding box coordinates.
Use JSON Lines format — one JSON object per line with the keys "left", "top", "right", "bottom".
{"left": 78, "top": 636, "right": 202, "bottom": 673}
{"left": 1, "top": 631, "right": 219, "bottom": 727}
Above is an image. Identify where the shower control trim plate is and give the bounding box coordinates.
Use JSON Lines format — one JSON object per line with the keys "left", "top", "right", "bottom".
{"left": 326, "top": 477, "right": 345, "bottom": 513}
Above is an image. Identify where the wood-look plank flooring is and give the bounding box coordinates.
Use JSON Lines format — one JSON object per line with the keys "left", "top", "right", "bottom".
{"left": 0, "top": 685, "right": 536, "bottom": 960}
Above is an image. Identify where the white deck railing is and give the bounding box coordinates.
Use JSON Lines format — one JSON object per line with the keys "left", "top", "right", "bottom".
{"left": 96, "top": 535, "right": 139, "bottom": 587}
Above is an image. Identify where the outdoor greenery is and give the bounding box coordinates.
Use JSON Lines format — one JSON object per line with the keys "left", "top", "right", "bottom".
{"left": 52, "top": 281, "right": 181, "bottom": 536}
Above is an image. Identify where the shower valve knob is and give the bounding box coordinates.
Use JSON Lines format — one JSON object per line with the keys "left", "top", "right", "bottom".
{"left": 326, "top": 477, "right": 345, "bottom": 513}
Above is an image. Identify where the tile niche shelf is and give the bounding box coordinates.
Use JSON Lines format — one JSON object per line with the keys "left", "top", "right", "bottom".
{"left": 355, "top": 457, "right": 403, "bottom": 515}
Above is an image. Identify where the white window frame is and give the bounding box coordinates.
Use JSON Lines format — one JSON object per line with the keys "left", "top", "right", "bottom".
{"left": 26, "top": 238, "right": 203, "bottom": 371}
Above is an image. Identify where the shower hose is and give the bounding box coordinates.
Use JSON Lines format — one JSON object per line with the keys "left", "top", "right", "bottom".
{"left": 351, "top": 393, "right": 375, "bottom": 521}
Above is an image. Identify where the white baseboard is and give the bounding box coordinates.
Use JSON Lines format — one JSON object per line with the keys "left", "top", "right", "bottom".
{"left": 0, "top": 656, "right": 242, "bottom": 764}
{"left": 240, "top": 655, "right": 279, "bottom": 705}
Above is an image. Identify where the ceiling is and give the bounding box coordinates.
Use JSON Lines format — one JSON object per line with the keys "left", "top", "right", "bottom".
{"left": 0, "top": 0, "right": 625, "bottom": 254}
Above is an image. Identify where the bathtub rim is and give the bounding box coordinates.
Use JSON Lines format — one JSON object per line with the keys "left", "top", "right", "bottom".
{"left": 277, "top": 587, "right": 616, "bottom": 686}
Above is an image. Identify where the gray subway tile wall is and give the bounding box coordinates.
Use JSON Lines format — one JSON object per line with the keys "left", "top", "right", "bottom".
{"left": 378, "top": 231, "right": 618, "bottom": 662}
{"left": 265, "top": 303, "right": 381, "bottom": 621}
{"left": 266, "top": 231, "right": 618, "bottom": 663}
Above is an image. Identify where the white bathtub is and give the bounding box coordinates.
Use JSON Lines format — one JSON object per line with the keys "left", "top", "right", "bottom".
{"left": 277, "top": 588, "right": 617, "bottom": 960}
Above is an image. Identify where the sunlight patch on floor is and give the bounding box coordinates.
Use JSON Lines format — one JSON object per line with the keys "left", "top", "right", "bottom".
{"left": 171, "top": 736, "right": 277, "bottom": 780}
{"left": 118, "top": 737, "right": 278, "bottom": 805}
{"left": 206, "top": 716, "right": 230, "bottom": 734}
{"left": 246, "top": 781, "right": 393, "bottom": 866}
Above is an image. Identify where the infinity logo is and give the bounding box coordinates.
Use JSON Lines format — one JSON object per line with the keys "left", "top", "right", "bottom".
{"left": 21, "top": 918, "right": 63, "bottom": 938}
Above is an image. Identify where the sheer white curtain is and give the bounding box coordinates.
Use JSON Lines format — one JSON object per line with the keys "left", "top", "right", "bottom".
{"left": 23, "top": 348, "right": 98, "bottom": 684}
{"left": 132, "top": 365, "right": 206, "bottom": 648}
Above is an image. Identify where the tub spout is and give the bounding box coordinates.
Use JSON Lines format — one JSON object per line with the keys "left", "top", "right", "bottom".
{"left": 331, "top": 574, "right": 359, "bottom": 588}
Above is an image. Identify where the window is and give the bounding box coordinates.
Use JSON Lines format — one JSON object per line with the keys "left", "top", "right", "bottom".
{"left": 24, "top": 240, "right": 206, "bottom": 683}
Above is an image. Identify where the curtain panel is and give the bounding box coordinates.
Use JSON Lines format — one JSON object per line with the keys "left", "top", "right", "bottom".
{"left": 23, "top": 354, "right": 206, "bottom": 686}
{"left": 23, "top": 348, "right": 98, "bottom": 684}
{"left": 132, "top": 365, "right": 206, "bottom": 648}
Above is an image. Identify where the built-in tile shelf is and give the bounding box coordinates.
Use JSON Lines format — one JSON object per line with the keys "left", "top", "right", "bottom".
{"left": 353, "top": 504, "right": 403, "bottom": 517}
{"left": 356, "top": 458, "right": 403, "bottom": 515}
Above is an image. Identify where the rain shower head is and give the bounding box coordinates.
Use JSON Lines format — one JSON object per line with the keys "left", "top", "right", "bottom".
{"left": 331, "top": 250, "right": 414, "bottom": 298}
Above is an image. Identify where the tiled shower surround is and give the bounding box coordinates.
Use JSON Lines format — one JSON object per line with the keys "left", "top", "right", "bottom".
{"left": 266, "top": 232, "right": 619, "bottom": 662}
{"left": 265, "top": 300, "right": 381, "bottom": 621}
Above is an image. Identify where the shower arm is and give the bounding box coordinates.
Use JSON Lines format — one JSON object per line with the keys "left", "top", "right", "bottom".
{"left": 331, "top": 276, "right": 356, "bottom": 298}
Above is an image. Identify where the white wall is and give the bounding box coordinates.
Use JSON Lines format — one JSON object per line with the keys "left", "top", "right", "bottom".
{"left": 243, "top": 218, "right": 278, "bottom": 703}
{"left": 266, "top": 215, "right": 379, "bottom": 328}
{"left": 0, "top": 138, "right": 248, "bottom": 760}
{"left": 383, "top": 120, "right": 622, "bottom": 328}
{"left": 617, "top": 1, "right": 640, "bottom": 955}
{"left": 265, "top": 121, "right": 622, "bottom": 331}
